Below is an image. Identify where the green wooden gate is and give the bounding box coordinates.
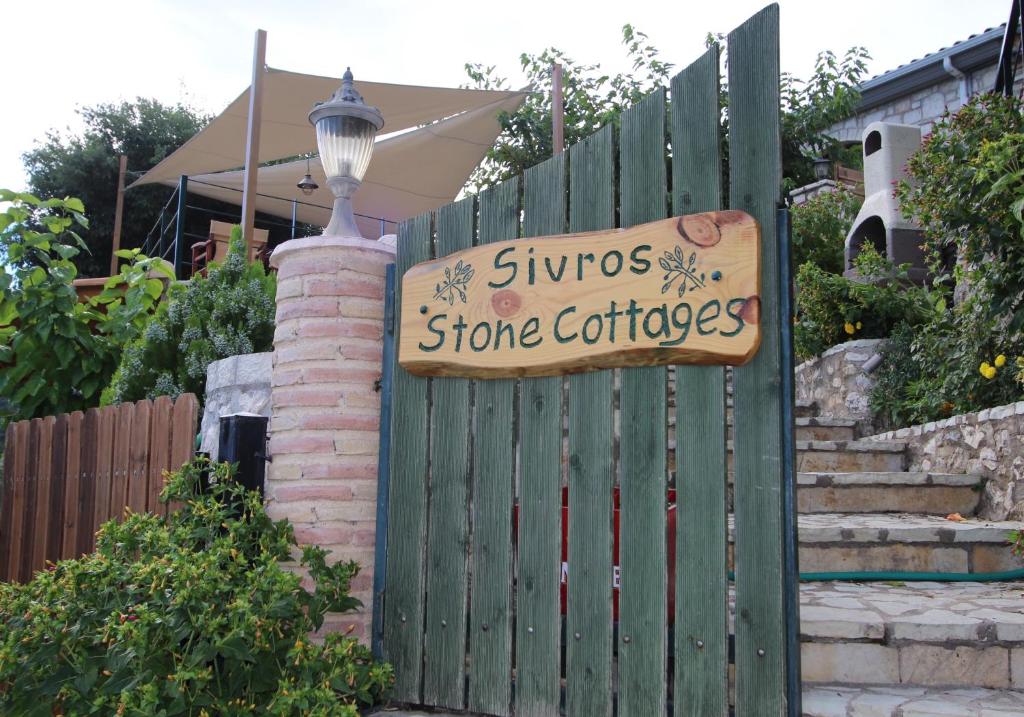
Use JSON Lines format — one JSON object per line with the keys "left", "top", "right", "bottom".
{"left": 377, "top": 5, "right": 799, "bottom": 714}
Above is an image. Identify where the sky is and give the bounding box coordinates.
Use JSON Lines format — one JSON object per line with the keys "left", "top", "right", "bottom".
{"left": 0, "top": 0, "right": 1011, "bottom": 191}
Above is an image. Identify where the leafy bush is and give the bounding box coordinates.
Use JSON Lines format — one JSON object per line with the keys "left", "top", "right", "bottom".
{"left": 790, "top": 184, "right": 862, "bottom": 274}
{"left": 0, "top": 458, "right": 392, "bottom": 715}
{"left": 103, "top": 225, "right": 276, "bottom": 405}
{"left": 896, "top": 94, "right": 1024, "bottom": 333}
{"left": 866, "top": 95, "right": 1024, "bottom": 429}
{"left": 0, "top": 191, "right": 168, "bottom": 421}
{"left": 794, "top": 245, "right": 933, "bottom": 361}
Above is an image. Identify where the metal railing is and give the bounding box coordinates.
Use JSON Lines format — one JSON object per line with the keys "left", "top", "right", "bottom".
{"left": 138, "top": 175, "right": 400, "bottom": 279}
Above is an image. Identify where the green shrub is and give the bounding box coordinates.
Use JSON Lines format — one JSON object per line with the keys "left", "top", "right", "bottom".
{"left": 790, "top": 184, "right": 862, "bottom": 274}
{"left": 103, "top": 225, "right": 275, "bottom": 405}
{"left": 864, "top": 95, "right": 1024, "bottom": 429}
{"left": 0, "top": 458, "right": 392, "bottom": 716}
{"left": 896, "top": 94, "right": 1024, "bottom": 333}
{"left": 794, "top": 245, "right": 932, "bottom": 361}
{"left": 0, "top": 191, "right": 168, "bottom": 421}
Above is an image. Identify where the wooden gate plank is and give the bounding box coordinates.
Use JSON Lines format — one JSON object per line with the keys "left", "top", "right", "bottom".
{"left": 468, "top": 178, "right": 519, "bottom": 716}
{"left": 515, "top": 153, "right": 566, "bottom": 717}
{"left": 383, "top": 212, "right": 434, "bottom": 703}
{"left": 127, "top": 400, "right": 152, "bottom": 515}
{"left": 670, "top": 46, "right": 729, "bottom": 717}
{"left": 617, "top": 87, "right": 668, "bottom": 717}
{"left": 147, "top": 396, "right": 173, "bottom": 514}
{"left": 0, "top": 423, "right": 15, "bottom": 581}
{"left": 30, "top": 417, "right": 55, "bottom": 576}
{"left": 422, "top": 198, "right": 474, "bottom": 710}
{"left": 565, "top": 124, "right": 616, "bottom": 717}
{"left": 727, "top": 5, "right": 788, "bottom": 715}
{"left": 47, "top": 415, "right": 68, "bottom": 565}
{"left": 61, "top": 412, "right": 83, "bottom": 561}
{"left": 110, "top": 402, "right": 135, "bottom": 520}
{"left": 93, "top": 407, "right": 115, "bottom": 531}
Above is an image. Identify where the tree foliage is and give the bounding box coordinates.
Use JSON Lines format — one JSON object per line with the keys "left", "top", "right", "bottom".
{"left": 790, "top": 184, "right": 862, "bottom": 274}
{"left": 463, "top": 25, "right": 673, "bottom": 192}
{"left": 0, "top": 458, "right": 392, "bottom": 716}
{"left": 0, "top": 191, "right": 168, "bottom": 421}
{"left": 22, "top": 98, "right": 210, "bottom": 278}
{"left": 102, "top": 225, "right": 276, "bottom": 406}
{"left": 462, "top": 28, "right": 869, "bottom": 194}
{"left": 867, "top": 95, "right": 1024, "bottom": 428}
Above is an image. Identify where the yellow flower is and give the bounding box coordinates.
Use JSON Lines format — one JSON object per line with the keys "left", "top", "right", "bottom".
{"left": 844, "top": 322, "right": 855, "bottom": 335}
{"left": 856, "top": 321, "right": 862, "bottom": 330}
{"left": 980, "top": 361, "right": 992, "bottom": 376}
{"left": 995, "top": 354, "right": 1007, "bottom": 367}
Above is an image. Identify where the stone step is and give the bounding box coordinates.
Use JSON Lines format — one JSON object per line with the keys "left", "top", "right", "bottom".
{"left": 794, "top": 513, "right": 1021, "bottom": 574}
{"left": 799, "top": 581, "right": 1024, "bottom": 692}
{"left": 670, "top": 415, "right": 859, "bottom": 441}
{"left": 803, "top": 684, "right": 1024, "bottom": 716}
{"left": 797, "top": 472, "right": 982, "bottom": 515}
{"left": 723, "top": 439, "right": 905, "bottom": 473}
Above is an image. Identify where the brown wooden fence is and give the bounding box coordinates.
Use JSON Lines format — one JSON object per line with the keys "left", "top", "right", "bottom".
{"left": 0, "top": 394, "right": 199, "bottom": 583}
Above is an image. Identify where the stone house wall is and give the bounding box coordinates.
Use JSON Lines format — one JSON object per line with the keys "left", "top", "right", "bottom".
{"left": 868, "top": 402, "right": 1024, "bottom": 521}
{"left": 828, "top": 65, "right": 1001, "bottom": 144}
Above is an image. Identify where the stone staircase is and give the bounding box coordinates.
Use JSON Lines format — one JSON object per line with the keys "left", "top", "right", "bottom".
{"left": 784, "top": 399, "right": 1024, "bottom": 716}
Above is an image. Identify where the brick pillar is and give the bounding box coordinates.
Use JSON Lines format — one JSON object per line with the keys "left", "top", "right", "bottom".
{"left": 268, "top": 236, "right": 395, "bottom": 642}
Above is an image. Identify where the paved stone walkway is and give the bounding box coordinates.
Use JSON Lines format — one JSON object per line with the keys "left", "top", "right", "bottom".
{"left": 372, "top": 685, "right": 1024, "bottom": 717}
{"left": 803, "top": 683, "right": 1024, "bottom": 716}
{"left": 798, "top": 581, "right": 1024, "bottom": 641}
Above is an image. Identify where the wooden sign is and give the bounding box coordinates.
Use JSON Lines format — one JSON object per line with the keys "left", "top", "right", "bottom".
{"left": 399, "top": 210, "right": 761, "bottom": 378}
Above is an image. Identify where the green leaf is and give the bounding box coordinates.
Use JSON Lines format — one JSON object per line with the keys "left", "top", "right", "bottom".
{"left": 144, "top": 278, "right": 164, "bottom": 300}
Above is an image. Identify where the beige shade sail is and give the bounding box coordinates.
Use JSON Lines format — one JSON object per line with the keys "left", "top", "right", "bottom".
{"left": 169, "top": 92, "right": 524, "bottom": 239}
{"left": 130, "top": 67, "right": 524, "bottom": 189}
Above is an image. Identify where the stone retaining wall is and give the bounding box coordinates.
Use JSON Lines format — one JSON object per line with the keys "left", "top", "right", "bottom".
{"left": 199, "top": 352, "right": 273, "bottom": 460}
{"left": 795, "top": 339, "right": 884, "bottom": 427}
{"left": 868, "top": 401, "right": 1024, "bottom": 521}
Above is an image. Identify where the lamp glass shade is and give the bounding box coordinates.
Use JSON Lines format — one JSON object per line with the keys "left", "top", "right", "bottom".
{"left": 315, "top": 115, "right": 377, "bottom": 183}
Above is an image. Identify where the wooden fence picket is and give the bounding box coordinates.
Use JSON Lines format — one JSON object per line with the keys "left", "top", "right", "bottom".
{"left": 147, "top": 396, "right": 173, "bottom": 514}
{"left": 110, "top": 402, "right": 135, "bottom": 519}
{"left": 0, "top": 396, "right": 199, "bottom": 584}
{"left": 29, "top": 416, "right": 54, "bottom": 575}
{"left": 61, "top": 411, "right": 83, "bottom": 560}
{"left": 128, "top": 400, "right": 152, "bottom": 514}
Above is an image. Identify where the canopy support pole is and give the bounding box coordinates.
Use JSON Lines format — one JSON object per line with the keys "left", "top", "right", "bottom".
{"left": 552, "top": 63, "right": 564, "bottom": 155}
{"left": 241, "top": 29, "right": 267, "bottom": 256}
{"left": 109, "top": 155, "right": 128, "bottom": 275}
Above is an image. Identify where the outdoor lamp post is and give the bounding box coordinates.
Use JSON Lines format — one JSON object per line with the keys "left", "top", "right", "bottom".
{"left": 813, "top": 156, "right": 833, "bottom": 181}
{"left": 309, "top": 67, "right": 384, "bottom": 237}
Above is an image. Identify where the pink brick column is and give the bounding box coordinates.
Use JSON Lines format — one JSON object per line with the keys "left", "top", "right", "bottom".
{"left": 268, "top": 236, "right": 395, "bottom": 642}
